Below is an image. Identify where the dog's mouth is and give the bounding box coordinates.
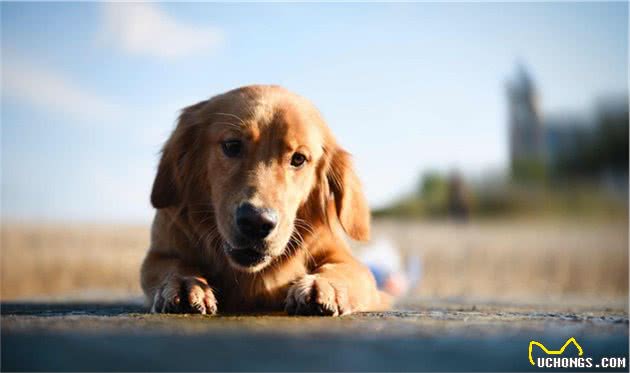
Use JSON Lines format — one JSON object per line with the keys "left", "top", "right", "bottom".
{"left": 223, "top": 243, "right": 271, "bottom": 268}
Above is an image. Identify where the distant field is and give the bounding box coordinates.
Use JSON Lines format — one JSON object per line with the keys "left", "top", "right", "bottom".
{"left": 1, "top": 219, "right": 627, "bottom": 306}
{"left": 1, "top": 224, "right": 148, "bottom": 300}
{"left": 371, "top": 219, "right": 628, "bottom": 306}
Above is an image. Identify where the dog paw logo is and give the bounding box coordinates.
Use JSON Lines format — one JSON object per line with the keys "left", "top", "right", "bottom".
{"left": 528, "top": 337, "right": 584, "bottom": 366}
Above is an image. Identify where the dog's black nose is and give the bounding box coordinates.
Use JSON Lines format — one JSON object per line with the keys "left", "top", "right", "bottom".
{"left": 236, "top": 203, "right": 278, "bottom": 240}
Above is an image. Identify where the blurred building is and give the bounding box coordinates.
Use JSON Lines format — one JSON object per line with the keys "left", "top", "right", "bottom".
{"left": 592, "top": 96, "right": 629, "bottom": 196}
{"left": 506, "top": 65, "right": 628, "bottom": 194}
{"left": 544, "top": 115, "right": 590, "bottom": 167}
{"left": 506, "top": 65, "right": 545, "bottom": 181}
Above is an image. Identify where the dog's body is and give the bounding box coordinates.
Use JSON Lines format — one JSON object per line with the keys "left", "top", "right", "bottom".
{"left": 141, "top": 85, "right": 388, "bottom": 315}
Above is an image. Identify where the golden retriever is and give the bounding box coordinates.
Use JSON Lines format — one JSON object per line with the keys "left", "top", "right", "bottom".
{"left": 140, "top": 85, "right": 388, "bottom": 316}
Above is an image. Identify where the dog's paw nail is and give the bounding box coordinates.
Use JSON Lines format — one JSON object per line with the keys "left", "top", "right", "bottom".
{"left": 286, "top": 276, "right": 350, "bottom": 317}
{"left": 152, "top": 276, "right": 218, "bottom": 315}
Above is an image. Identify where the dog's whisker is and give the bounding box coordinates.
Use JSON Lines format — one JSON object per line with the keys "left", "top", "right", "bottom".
{"left": 294, "top": 219, "right": 316, "bottom": 236}
{"left": 213, "top": 121, "right": 243, "bottom": 131}
{"left": 214, "top": 112, "right": 247, "bottom": 126}
{"left": 297, "top": 236, "right": 316, "bottom": 267}
{"left": 287, "top": 226, "right": 316, "bottom": 268}
{"left": 196, "top": 214, "right": 216, "bottom": 226}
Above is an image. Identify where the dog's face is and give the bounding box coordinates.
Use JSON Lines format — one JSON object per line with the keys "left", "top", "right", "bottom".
{"left": 151, "top": 86, "right": 370, "bottom": 272}
{"left": 207, "top": 96, "right": 328, "bottom": 271}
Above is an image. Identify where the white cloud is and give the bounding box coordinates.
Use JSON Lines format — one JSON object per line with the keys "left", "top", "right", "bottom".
{"left": 2, "top": 59, "right": 117, "bottom": 121}
{"left": 101, "top": 3, "right": 223, "bottom": 59}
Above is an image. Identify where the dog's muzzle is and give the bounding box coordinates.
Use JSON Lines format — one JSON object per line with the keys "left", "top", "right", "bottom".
{"left": 223, "top": 243, "right": 270, "bottom": 267}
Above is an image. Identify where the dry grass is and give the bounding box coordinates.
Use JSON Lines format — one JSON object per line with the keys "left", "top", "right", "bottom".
{"left": 369, "top": 219, "right": 628, "bottom": 305}
{"left": 1, "top": 219, "right": 627, "bottom": 305}
{"left": 1, "top": 223, "right": 148, "bottom": 300}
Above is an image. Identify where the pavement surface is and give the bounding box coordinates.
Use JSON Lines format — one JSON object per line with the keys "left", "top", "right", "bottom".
{"left": 1, "top": 301, "right": 628, "bottom": 371}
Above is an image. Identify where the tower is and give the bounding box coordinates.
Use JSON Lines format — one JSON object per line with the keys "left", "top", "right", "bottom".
{"left": 506, "top": 65, "right": 545, "bottom": 181}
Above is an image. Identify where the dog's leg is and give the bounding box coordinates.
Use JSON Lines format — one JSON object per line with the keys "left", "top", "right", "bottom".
{"left": 141, "top": 251, "right": 217, "bottom": 315}
{"left": 285, "top": 251, "right": 382, "bottom": 316}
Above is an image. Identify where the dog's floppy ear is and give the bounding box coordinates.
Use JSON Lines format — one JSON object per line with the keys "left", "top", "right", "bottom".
{"left": 150, "top": 101, "right": 206, "bottom": 209}
{"left": 151, "top": 152, "right": 178, "bottom": 209}
{"left": 327, "top": 148, "right": 371, "bottom": 241}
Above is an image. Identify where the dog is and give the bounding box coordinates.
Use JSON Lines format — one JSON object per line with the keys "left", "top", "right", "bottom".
{"left": 140, "top": 85, "right": 389, "bottom": 316}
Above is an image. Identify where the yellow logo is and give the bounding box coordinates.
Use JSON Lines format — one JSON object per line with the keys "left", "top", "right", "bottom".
{"left": 528, "top": 337, "right": 584, "bottom": 366}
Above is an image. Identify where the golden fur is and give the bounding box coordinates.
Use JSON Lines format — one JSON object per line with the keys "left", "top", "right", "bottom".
{"left": 140, "top": 85, "right": 388, "bottom": 315}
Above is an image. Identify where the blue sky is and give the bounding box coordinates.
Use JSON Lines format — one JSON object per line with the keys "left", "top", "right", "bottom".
{"left": 1, "top": 2, "right": 627, "bottom": 222}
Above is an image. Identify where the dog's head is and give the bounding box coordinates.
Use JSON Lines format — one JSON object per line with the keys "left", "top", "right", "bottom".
{"left": 151, "top": 86, "right": 370, "bottom": 272}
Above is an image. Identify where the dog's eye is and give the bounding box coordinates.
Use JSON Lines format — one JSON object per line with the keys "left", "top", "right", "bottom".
{"left": 221, "top": 140, "right": 242, "bottom": 158}
{"left": 290, "top": 152, "right": 307, "bottom": 168}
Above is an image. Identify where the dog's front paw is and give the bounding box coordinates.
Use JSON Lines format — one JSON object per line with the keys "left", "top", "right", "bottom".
{"left": 151, "top": 275, "right": 217, "bottom": 315}
{"left": 285, "top": 275, "right": 351, "bottom": 316}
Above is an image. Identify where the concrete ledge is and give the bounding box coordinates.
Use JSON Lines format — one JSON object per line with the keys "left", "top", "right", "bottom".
{"left": 1, "top": 302, "right": 628, "bottom": 371}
